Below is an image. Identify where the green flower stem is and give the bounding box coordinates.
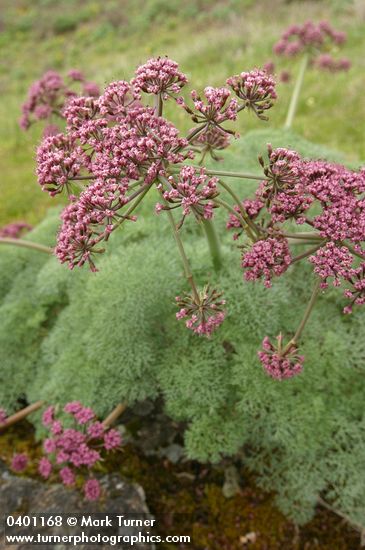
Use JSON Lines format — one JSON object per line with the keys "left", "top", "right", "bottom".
{"left": 0, "top": 237, "right": 53, "bottom": 254}
{"left": 287, "top": 277, "right": 321, "bottom": 350}
{"left": 158, "top": 179, "right": 199, "bottom": 301}
{"left": 217, "top": 179, "right": 259, "bottom": 241}
{"left": 201, "top": 218, "right": 222, "bottom": 272}
{"left": 284, "top": 53, "right": 309, "bottom": 130}
{"left": 171, "top": 164, "right": 264, "bottom": 181}
{"left": 113, "top": 185, "right": 151, "bottom": 231}
{"left": 287, "top": 238, "right": 324, "bottom": 246}
{"left": 155, "top": 93, "right": 163, "bottom": 117}
{"left": 290, "top": 243, "right": 323, "bottom": 264}
{"left": 283, "top": 232, "right": 323, "bottom": 240}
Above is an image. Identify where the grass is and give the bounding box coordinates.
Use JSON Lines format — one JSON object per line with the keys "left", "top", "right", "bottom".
{"left": 0, "top": 0, "right": 364, "bottom": 226}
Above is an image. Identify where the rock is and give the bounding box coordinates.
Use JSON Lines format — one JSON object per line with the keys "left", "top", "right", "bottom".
{"left": 0, "top": 460, "right": 155, "bottom": 550}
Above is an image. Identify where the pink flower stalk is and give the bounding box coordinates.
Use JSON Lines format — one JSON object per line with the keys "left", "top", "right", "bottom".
{"left": 0, "top": 222, "right": 32, "bottom": 239}
{"left": 242, "top": 237, "right": 292, "bottom": 288}
{"left": 156, "top": 166, "right": 219, "bottom": 225}
{"left": 84, "top": 478, "right": 101, "bottom": 501}
{"left": 36, "top": 134, "right": 84, "bottom": 196}
{"left": 176, "top": 286, "right": 226, "bottom": 337}
{"left": 11, "top": 453, "right": 28, "bottom": 472}
{"left": 181, "top": 87, "right": 238, "bottom": 132}
{"left": 60, "top": 466, "right": 76, "bottom": 486}
{"left": 309, "top": 243, "right": 354, "bottom": 289}
{"left": 0, "top": 408, "right": 7, "bottom": 425}
{"left": 227, "top": 68, "right": 277, "bottom": 120}
{"left": 131, "top": 56, "right": 187, "bottom": 98}
{"left": 38, "top": 457, "right": 53, "bottom": 479}
{"left": 103, "top": 429, "right": 122, "bottom": 450}
{"left": 258, "top": 335, "right": 304, "bottom": 380}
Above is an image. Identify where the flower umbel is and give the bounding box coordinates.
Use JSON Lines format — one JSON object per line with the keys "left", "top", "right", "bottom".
{"left": 176, "top": 286, "right": 226, "bottom": 337}
{"left": 258, "top": 334, "right": 304, "bottom": 380}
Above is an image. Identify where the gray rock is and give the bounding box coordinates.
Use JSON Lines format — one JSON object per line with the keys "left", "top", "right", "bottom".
{"left": 0, "top": 460, "right": 155, "bottom": 550}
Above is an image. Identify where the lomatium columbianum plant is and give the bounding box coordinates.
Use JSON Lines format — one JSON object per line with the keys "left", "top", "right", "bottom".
{"left": 34, "top": 56, "right": 365, "bottom": 380}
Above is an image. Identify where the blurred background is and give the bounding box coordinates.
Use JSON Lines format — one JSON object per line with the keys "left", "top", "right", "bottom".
{"left": 0, "top": 0, "right": 364, "bottom": 226}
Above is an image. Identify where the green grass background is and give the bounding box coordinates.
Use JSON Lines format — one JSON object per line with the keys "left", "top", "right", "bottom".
{"left": 0, "top": 0, "right": 364, "bottom": 226}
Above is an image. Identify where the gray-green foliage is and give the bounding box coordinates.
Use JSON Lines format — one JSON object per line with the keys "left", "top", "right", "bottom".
{"left": 1, "top": 129, "right": 365, "bottom": 527}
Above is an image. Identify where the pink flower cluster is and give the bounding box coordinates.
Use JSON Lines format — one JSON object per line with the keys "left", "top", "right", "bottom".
{"left": 39, "top": 402, "right": 122, "bottom": 501}
{"left": 273, "top": 21, "right": 350, "bottom": 71}
{"left": 242, "top": 237, "right": 292, "bottom": 288}
{"left": 226, "top": 69, "right": 277, "bottom": 120}
{"left": 156, "top": 166, "right": 218, "bottom": 225}
{"left": 309, "top": 242, "right": 354, "bottom": 289}
{"left": 179, "top": 87, "right": 238, "bottom": 132}
{"left": 20, "top": 69, "right": 100, "bottom": 133}
{"left": 176, "top": 286, "right": 226, "bottom": 337}
{"left": 228, "top": 145, "right": 365, "bottom": 316}
{"left": 11, "top": 453, "right": 29, "bottom": 473}
{"left": 193, "top": 126, "right": 231, "bottom": 161}
{"left": 131, "top": 56, "right": 188, "bottom": 98}
{"left": 258, "top": 335, "right": 304, "bottom": 380}
{"left": 0, "top": 222, "right": 32, "bottom": 239}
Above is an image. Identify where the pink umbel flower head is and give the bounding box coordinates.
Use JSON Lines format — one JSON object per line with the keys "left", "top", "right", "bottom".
{"left": 36, "top": 133, "right": 84, "bottom": 196}
{"left": 87, "top": 421, "right": 105, "bottom": 439}
{"left": 74, "top": 407, "right": 95, "bottom": 425}
{"left": 273, "top": 21, "right": 349, "bottom": 71}
{"left": 226, "top": 199, "right": 264, "bottom": 240}
{"left": 242, "top": 237, "right": 292, "bottom": 288}
{"left": 309, "top": 243, "right": 354, "bottom": 289}
{"left": 60, "top": 466, "right": 76, "bottom": 486}
{"left": 84, "top": 478, "right": 102, "bottom": 501}
{"left": 98, "top": 80, "right": 139, "bottom": 120}
{"left": 181, "top": 87, "right": 238, "bottom": 133}
{"left": 11, "top": 453, "right": 28, "bottom": 473}
{"left": 258, "top": 334, "right": 304, "bottom": 380}
{"left": 38, "top": 457, "right": 53, "bottom": 479}
{"left": 227, "top": 68, "right": 277, "bottom": 120}
{"left": 176, "top": 285, "right": 226, "bottom": 337}
{"left": 192, "top": 126, "right": 230, "bottom": 162}
{"left": 103, "top": 429, "right": 122, "bottom": 450}
{"left": 20, "top": 69, "right": 99, "bottom": 131}
{"left": 157, "top": 166, "right": 219, "bottom": 226}
{"left": 131, "top": 56, "right": 187, "bottom": 98}
{"left": 0, "top": 222, "right": 32, "bottom": 239}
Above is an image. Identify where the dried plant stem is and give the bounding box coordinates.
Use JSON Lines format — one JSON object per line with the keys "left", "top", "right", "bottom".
{"left": 0, "top": 401, "right": 44, "bottom": 431}
{"left": 0, "top": 237, "right": 53, "bottom": 254}
{"left": 102, "top": 403, "right": 127, "bottom": 428}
